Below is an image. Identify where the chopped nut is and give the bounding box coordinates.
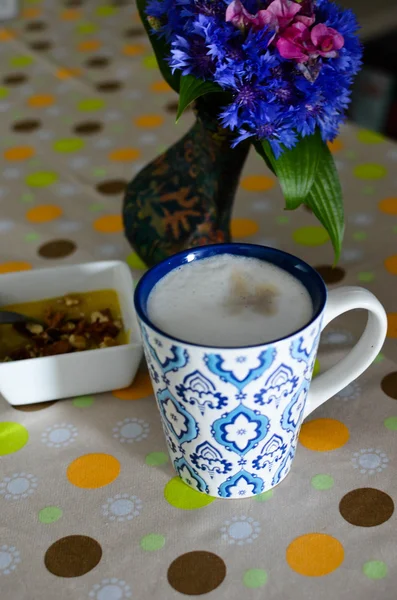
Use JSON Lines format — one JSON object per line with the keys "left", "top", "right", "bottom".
{"left": 91, "top": 311, "right": 109, "bottom": 324}
{"left": 64, "top": 295, "right": 80, "bottom": 307}
{"left": 69, "top": 334, "right": 87, "bottom": 350}
{"left": 42, "top": 340, "right": 72, "bottom": 356}
{"left": 65, "top": 322, "right": 76, "bottom": 331}
{"left": 26, "top": 323, "right": 44, "bottom": 335}
{"left": 113, "top": 320, "right": 122, "bottom": 330}
{"left": 99, "top": 336, "right": 118, "bottom": 348}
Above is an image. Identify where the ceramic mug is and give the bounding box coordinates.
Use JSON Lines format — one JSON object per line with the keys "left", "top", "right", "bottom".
{"left": 134, "top": 244, "right": 387, "bottom": 499}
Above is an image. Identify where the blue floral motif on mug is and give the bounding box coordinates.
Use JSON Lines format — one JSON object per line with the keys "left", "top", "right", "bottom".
{"left": 190, "top": 441, "right": 233, "bottom": 478}
{"left": 281, "top": 380, "right": 310, "bottom": 434}
{"left": 218, "top": 469, "right": 264, "bottom": 498}
{"left": 252, "top": 433, "right": 288, "bottom": 471}
{"left": 173, "top": 456, "right": 208, "bottom": 493}
{"left": 212, "top": 404, "right": 269, "bottom": 456}
{"left": 157, "top": 388, "right": 199, "bottom": 445}
{"left": 176, "top": 370, "right": 228, "bottom": 414}
{"left": 254, "top": 363, "right": 299, "bottom": 407}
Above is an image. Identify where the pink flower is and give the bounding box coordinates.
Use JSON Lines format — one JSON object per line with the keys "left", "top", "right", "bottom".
{"left": 226, "top": 0, "right": 301, "bottom": 32}
{"left": 277, "top": 22, "right": 344, "bottom": 62}
{"left": 310, "top": 23, "right": 344, "bottom": 58}
{"left": 225, "top": 0, "right": 257, "bottom": 30}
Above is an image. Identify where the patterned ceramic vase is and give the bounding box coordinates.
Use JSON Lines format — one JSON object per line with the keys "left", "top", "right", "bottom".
{"left": 134, "top": 244, "right": 387, "bottom": 499}
{"left": 123, "top": 98, "right": 250, "bottom": 267}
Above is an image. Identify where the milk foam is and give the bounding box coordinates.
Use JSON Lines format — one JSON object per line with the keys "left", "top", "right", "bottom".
{"left": 147, "top": 254, "right": 313, "bottom": 347}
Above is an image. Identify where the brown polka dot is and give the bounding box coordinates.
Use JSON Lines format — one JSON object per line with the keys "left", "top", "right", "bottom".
{"left": 38, "top": 239, "right": 76, "bottom": 259}
{"left": 3, "top": 73, "right": 28, "bottom": 86}
{"left": 85, "top": 56, "right": 110, "bottom": 69}
{"left": 124, "top": 26, "right": 144, "bottom": 37}
{"left": 168, "top": 551, "right": 226, "bottom": 595}
{"left": 64, "top": 0, "right": 83, "bottom": 5}
{"left": 44, "top": 535, "right": 102, "bottom": 577}
{"left": 315, "top": 265, "right": 346, "bottom": 284}
{"left": 73, "top": 121, "right": 102, "bottom": 135}
{"left": 96, "top": 80, "right": 122, "bottom": 93}
{"left": 29, "top": 40, "right": 52, "bottom": 52}
{"left": 14, "top": 400, "right": 57, "bottom": 412}
{"left": 96, "top": 179, "right": 127, "bottom": 195}
{"left": 381, "top": 372, "right": 397, "bottom": 399}
{"left": 25, "top": 21, "right": 47, "bottom": 32}
{"left": 12, "top": 119, "right": 41, "bottom": 133}
{"left": 165, "top": 100, "right": 179, "bottom": 114}
{"left": 339, "top": 488, "right": 394, "bottom": 527}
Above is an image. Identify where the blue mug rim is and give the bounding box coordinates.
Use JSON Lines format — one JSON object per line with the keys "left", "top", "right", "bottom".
{"left": 134, "top": 243, "right": 327, "bottom": 349}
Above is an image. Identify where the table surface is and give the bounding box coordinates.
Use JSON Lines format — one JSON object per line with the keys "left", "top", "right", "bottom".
{"left": 1, "top": 2, "right": 397, "bottom": 599}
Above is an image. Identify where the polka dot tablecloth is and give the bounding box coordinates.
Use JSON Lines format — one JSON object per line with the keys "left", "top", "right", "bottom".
{"left": 1, "top": 2, "right": 397, "bottom": 599}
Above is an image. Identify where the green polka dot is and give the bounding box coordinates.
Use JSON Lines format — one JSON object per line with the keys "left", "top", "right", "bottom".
{"left": 384, "top": 416, "right": 397, "bottom": 431}
{"left": 127, "top": 252, "right": 147, "bottom": 270}
{"left": 10, "top": 55, "right": 34, "bottom": 68}
{"left": 373, "top": 352, "right": 384, "bottom": 364}
{"left": 0, "top": 87, "right": 9, "bottom": 100}
{"left": 25, "top": 232, "right": 40, "bottom": 242}
{"left": 21, "top": 192, "right": 34, "bottom": 203}
{"left": 96, "top": 5, "right": 118, "bottom": 16}
{"left": 77, "top": 22, "right": 97, "bottom": 34}
{"left": 89, "top": 203, "right": 105, "bottom": 212}
{"left": 156, "top": 144, "right": 167, "bottom": 154}
{"left": 363, "top": 561, "right": 388, "bottom": 579}
{"left": 353, "top": 231, "right": 367, "bottom": 241}
{"left": 93, "top": 167, "right": 107, "bottom": 177}
{"left": 26, "top": 171, "right": 58, "bottom": 187}
{"left": 73, "top": 396, "right": 94, "bottom": 408}
{"left": 358, "top": 130, "right": 385, "bottom": 144}
{"left": 362, "top": 186, "right": 375, "bottom": 195}
{"left": 243, "top": 569, "right": 268, "bottom": 589}
{"left": 143, "top": 55, "right": 158, "bottom": 69}
{"left": 276, "top": 215, "right": 289, "bottom": 225}
{"left": 140, "top": 534, "right": 165, "bottom": 551}
{"left": 293, "top": 226, "right": 329, "bottom": 246}
{"left": 53, "top": 138, "right": 85, "bottom": 153}
{"left": 358, "top": 272, "right": 375, "bottom": 283}
{"left": 254, "top": 489, "right": 273, "bottom": 502}
{"left": 311, "top": 474, "right": 334, "bottom": 490}
{"left": 0, "top": 422, "right": 29, "bottom": 456}
{"left": 164, "top": 477, "right": 215, "bottom": 510}
{"left": 39, "top": 506, "right": 63, "bottom": 524}
{"left": 345, "top": 150, "right": 357, "bottom": 160}
{"left": 77, "top": 98, "right": 105, "bottom": 112}
{"left": 313, "top": 358, "right": 320, "bottom": 378}
{"left": 145, "top": 451, "right": 168, "bottom": 467}
{"left": 354, "top": 164, "right": 387, "bottom": 180}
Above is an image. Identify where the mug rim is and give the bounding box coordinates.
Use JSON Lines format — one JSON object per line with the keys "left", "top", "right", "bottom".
{"left": 134, "top": 243, "right": 328, "bottom": 349}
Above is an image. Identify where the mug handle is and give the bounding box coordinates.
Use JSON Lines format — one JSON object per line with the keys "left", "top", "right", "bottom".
{"left": 304, "top": 286, "right": 388, "bottom": 419}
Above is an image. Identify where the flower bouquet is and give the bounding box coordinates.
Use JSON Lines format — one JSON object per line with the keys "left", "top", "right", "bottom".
{"left": 128, "top": 0, "right": 362, "bottom": 262}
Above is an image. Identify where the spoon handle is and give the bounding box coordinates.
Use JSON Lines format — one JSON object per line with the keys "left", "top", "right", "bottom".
{"left": 0, "top": 311, "right": 45, "bottom": 326}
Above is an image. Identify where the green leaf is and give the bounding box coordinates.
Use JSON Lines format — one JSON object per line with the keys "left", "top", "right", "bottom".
{"left": 137, "top": 0, "right": 180, "bottom": 92}
{"left": 253, "top": 140, "right": 275, "bottom": 175}
{"left": 177, "top": 75, "right": 224, "bottom": 121}
{"left": 260, "top": 132, "right": 323, "bottom": 209}
{"left": 305, "top": 144, "right": 344, "bottom": 263}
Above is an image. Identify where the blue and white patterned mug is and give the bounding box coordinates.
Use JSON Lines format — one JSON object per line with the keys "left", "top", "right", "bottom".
{"left": 134, "top": 244, "right": 387, "bottom": 499}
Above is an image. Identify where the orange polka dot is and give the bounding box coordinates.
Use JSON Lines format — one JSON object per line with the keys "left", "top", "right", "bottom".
{"left": 0, "top": 29, "right": 15, "bottom": 42}
{"left": 0, "top": 261, "right": 32, "bottom": 275}
{"left": 109, "top": 148, "right": 141, "bottom": 162}
{"left": 93, "top": 214, "right": 123, "bottom": 233}
{"left": 22, "top": 7, "right": 41, "bottom": 19}
{"left": 61, "top": 9, "right": 81, "bottom": 20}
{"left": 379, "top": 197, "right": 397, "bottom": 214}
{"left": 112, "top": 370, "right": 153, "bottom": 400}
{"left": 287, "top": 534, "right": 344, "bottom": 576}
{"left": 131, "top": 11, "right": 141, "bottom": 23}
{"left": 387, "top": 313, "right": 397, "bottom": 338}
{"left": 241, "top": 175, "right": 276, "bottom": 192}
{"left": 4, "top": 146, "right": 35, "bottom": 161}
{"left": 26, "top": 204, "right": 63, "bottom": 224}
{"left": 134, "top": 114, "right": 164, "bottom": 128}
{"left": 123, "top": 43, "right": 146, "bottom": 56}
{"left": 299, "top": 418, "right": 349, "bottom": 451}
{"left": 150, "top": 80, "right": 172, "bottom": 93}
{"left": 384, "top": 256, "right": 397, "bottom": 275}
{"left": 327, "top": 138, "right": 343, "bottom": 153}
{"left": 56, "top": 67, "right": 81, "bottom": 80}
{"left": 67, "top": 453, "right": 120, "bottom": 489}
{"left": 77, "top": 40, "right": 101, "bottom": 52}
{"left": 231, "top": 218, "right": 259, "bottom": 238}
{"left": 28, "top": 94, "right": 55, "bottom": 108}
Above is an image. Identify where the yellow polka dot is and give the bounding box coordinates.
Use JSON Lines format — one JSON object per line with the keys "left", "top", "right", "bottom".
{"left": 67, "top": 453, "right": 120, "bottom": 489}
{"left": 354, "top": 163, "right": 387, "bottom": 180}
{"left": 53, "top": 138, "right": 85, "bottom": 153}
{"left": 384, "top": 256, "right": 397, "bottom": 275}
{"left": 4, "top": 146, "right": 35, "bottom": 161}
{"left": 77, "top": 39, "right": 101, "bottom": 52}
{"left": 96, "top": 5, "right": 117, "bottom": 17}
{"left": 241, "top": 175, "right": 275, "bottom": 192}
{"left": 293, "top": 226, "right": 329, "bottom": 246}
{"left": 126, "top": 252, "right": 147, "bottom": 270}
{"left": 313, "top": 358, "right": 320, "bottom": 378}
{"left": 387, "top": 313, "right": 397, "bottom": 338}
{"left": 378, "top": 197, "right": 397, "bottom": 214}
{"left": 28, "top": 94, "right": 55, "bottom": 108}
{"left": 143, "top": 55, "right": 158, "bottom": 69}
{"left": 0, "top": 261, "right": 32, "bottom": 274}
{"left": 164, "top": 477, "right": 215, "bottom": 510}
{"left": 61, "top": 8, "right": 81, "bottom": 20}
{"left": 26, "top": 172, "right": 58, "bottom": 187}
{"left": 10, "top": 55, "right": 33, "bottom": 67}
{"left": 93, "top": 215, "right": 123, "bottom": 233}
{"left": 0, "top": 29, "right": 16, "bottom": 42}
{"left": 134, "top": 114, "right": 164, "bottom": 128}
{"left": 327, "top": 138, "right": 343, "bottom": 153}
{"left": 150, "top": 80, "right": 172, "bottom": 93}
{"left": 56, "top": 67, "right": 81, "bottom": 80}
{"left": 299, "top": 418, "right": 349, "bottom": 451}
{"left": 22, "top": 7, "right": 41, "bottom": 18}
{"left": 357, "top": 129, "right": 385, "bottom": 144}
{"left": 112, "top": 370, "right": 153, "bottom": 400}
{"left": 109, "top": 148, "right": 141, "bottom": 162}
{"left": 26, "top": 204, "right": 62, "bottom": 223}
{"left": 123, "top": 43, "right": 146, "bottom": 56}
{"left": 287, "top": 534, "right": 344, "bottom": 576}
{"left": 77, "top": 98, "right": 105, "bottom": 112}
{"left": 0, "top": 422, "right": 29, "bottom": 455}
{"left": 231, "top": 218, "right": 259, "bottom": 238}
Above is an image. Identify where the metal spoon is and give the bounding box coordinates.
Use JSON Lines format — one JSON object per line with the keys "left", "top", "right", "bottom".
{"left": 0, "top": 311, "right": 45, "bottom": 327}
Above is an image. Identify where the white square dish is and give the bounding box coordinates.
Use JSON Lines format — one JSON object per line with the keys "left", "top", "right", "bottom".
{"left": 0, "top": 261, "right": 142, "bottom": 406}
